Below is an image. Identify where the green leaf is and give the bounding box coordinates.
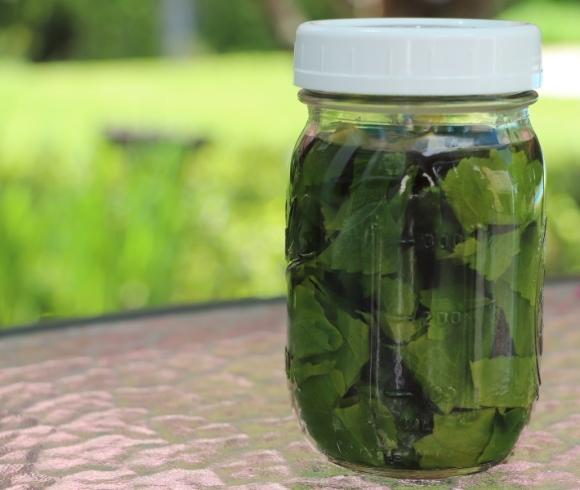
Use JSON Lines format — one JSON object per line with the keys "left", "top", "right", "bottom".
{"left": 288, "top": 282, "right": 343, "bottom": 360}
{"left": 318, "top": 153, "right": 413, "bottom": 275}
{"left": 334, "top": 402, "right": 385, "bottom": 466}
{"left": 321, "top": 198, "right": 351, "bottom": 234}
{"left": 380, "top": 393, "right": 432, "bottom": 461}
{"left": 426, "top": 306, "right": 498, "bottom": 359}
{"left": 289, "top": 358, "right": 336, "bottom": 385}
{"left": 413, "top": 186, "right": 466, "bottom": 256}
{"left": 493, "top": 279, "right": 537, "bottom": 357}
{"left": 381, "top": 317, "right": 421, "bottom": 345}
{"left": 329, "top": 303, "right": 371, "bottom": 388}
{"left": 285, "top": 194, "right": 326, "bottom": 260}
{"left": 290, "top": 129, "right": 364, "bottom": 252}
{"left": 442, "top": 150, "right": 543, "bottom": 232}
{"left": 507, "top": 150, "right": 544, "bottom": 225}
{"left": 365, "top": 261, "right": 417, "bottom": 316}
{"left": 294, "top": 369, "right": 347, "bottom": 452}
{"left": 290, "top": 286, "right": 371, "bottom": 462}
{"left": 403, "top": 333, "right": 478, "bottom": 414}
{"left": 491, "top": 221, "right": 543, "bottom": 359}
{"left": 289, "top": 277, "right": 370, "bottom": 401}
{"left": 319, "top": 202, "right": 402, "bottom": 274}
{"left": 478, "top": 407, "right": 530, "bottom": 464}
{"left": 351, "top": 151, "right": 408, "bottom": 205}
{"left": 334, "top": 390, "right": 398, "bottom": 466}
{"left": 420, "top": 277, "right": 493, "bottom": 321}
{"left": 420, "top": 266, "right": 495, "bottom": 355}
{"left": 300, "top": 136, "right": 357, "bottom": 190}
{"left": 372, "top": 399, "right": 399, "bottom": 452}
{"left": 470, "top": 356, "right": 538, "bottom": 408}
{"left": 449, "top": 229, "right": 521, "bottom": 281}
{"left": 414, "top": 409, "right": 496, "bottom": 469}
{"left": 296, "top": 369, "right": 347, "bottom": 414}
{"left": 501, "top": 222, "right": 545, "bottom": 303}
{"left": 406, "top": 263, "right": 497, "bottom": 411}
{"left": 362, "top": 268, "right": 420, "bottom": 343}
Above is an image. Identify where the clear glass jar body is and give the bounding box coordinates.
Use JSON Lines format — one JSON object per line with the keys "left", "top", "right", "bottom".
{"left": 285, "top": 91, "right": 545, "bottom": 478}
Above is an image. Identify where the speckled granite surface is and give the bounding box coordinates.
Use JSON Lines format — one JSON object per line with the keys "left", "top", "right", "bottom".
{"left": 0, "top": 283, "right": 578, "bottom": 489}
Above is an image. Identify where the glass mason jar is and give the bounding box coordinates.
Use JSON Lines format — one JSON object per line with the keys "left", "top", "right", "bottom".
{"left": 286, "top": 19, "right": 545, "bottom": 478}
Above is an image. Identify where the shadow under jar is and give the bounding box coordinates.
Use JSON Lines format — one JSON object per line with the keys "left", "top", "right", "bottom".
{"left": 286, "top": 19, "right": 545, "bottom": 478}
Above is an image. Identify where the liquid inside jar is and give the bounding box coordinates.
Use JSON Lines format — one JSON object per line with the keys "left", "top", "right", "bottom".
{"left": 285, "top": 121, "right": 545, "bottom": 476}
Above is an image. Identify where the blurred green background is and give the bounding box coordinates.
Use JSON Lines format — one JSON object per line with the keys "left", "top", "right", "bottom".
{"left": 0, "top": 0, "right": 578, "bottom": 327}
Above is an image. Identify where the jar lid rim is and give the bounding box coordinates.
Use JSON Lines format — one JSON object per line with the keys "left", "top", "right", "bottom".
{"left": 303, "top": 18, "right": 532, "bottom": 32}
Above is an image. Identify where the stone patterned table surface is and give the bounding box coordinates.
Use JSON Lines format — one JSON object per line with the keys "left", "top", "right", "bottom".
{"left": 0, "top": 282, "right": 578, "bottom": 489}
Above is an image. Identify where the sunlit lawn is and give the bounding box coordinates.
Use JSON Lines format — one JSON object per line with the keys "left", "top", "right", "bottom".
{"left": 0, "top": 53, "right": 578, "bottom": 327}
{"left": 0, "top": 54, "right": 302, "bottom": 325}
{"left": 501, "top": 0, "right": 580, "bottom": 44}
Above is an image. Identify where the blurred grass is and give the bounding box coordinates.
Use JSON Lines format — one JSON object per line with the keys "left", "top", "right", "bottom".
{"left": 0, "top": 53, "right": 578, "bottom": 327}
{"left": 500, "top": 0, "right": 580, "bottom": 44}
{"left": 0, "top": 54, "right": 302, "bottom": 326}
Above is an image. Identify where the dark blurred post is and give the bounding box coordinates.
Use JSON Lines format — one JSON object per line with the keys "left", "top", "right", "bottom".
{"left": 160, "top": 0, "right": 196, "bottom": 58}
{"left": 380, "top": 0, "right": 520, "bottom": 18}
{"left": 349, "top": 0, "right": 383, "bottom": 17}
{"left": 261, "top": 0, "right": 304, "bottom": 48}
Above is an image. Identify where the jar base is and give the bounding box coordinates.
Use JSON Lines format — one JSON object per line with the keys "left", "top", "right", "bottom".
{"left": 327, "top": 457, "right": 498, "bottom": 480}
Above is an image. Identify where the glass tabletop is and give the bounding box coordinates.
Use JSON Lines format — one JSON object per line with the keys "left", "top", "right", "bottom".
{"left": 0, "top": 283, "right": 578, "bottom": 489}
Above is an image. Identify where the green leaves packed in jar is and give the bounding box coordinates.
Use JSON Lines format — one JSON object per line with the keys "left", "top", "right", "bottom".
{"left": 286, "top": 124, "right": 544, "bottom": 471}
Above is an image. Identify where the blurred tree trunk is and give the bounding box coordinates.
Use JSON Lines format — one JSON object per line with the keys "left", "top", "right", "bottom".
{"left": 261, "top": 0, "right": 305, "bottom": 48}
{"left": 380, "top": 0, "right": 521, "bottom": 18}
{"left": 349, "top": 0, "right": 383, "bottom": 17}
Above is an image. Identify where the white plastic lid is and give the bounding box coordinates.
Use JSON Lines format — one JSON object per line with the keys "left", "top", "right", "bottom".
{"left": 294, "top": 18, "right": 542, "bottom": 96}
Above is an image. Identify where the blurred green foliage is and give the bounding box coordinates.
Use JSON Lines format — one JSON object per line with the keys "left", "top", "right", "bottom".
{"left": 0, "top": 54, "right": 577, "bottom": 327}
{"left": 501, "top": 0, "right": 580, "bottom": 43}
{"left": 0, "top": 0, "right": 579, "bottom": 61}
{"left": 0, "top": 0, "right": 340, "bottom": 60}
{"left": 0, "top": 55, "right": 296, "bottom": 326}
{"left": 0, "top": 0, "right": 159, "bottom": 60}
{"left": 0, "top": 1, "right": 575, "bottom": 330}
{"left": 195, "top": 0, "right": 277, "bottom": 52}
{"left": 179, "top": 0, "right": 341, "bottom": 52}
